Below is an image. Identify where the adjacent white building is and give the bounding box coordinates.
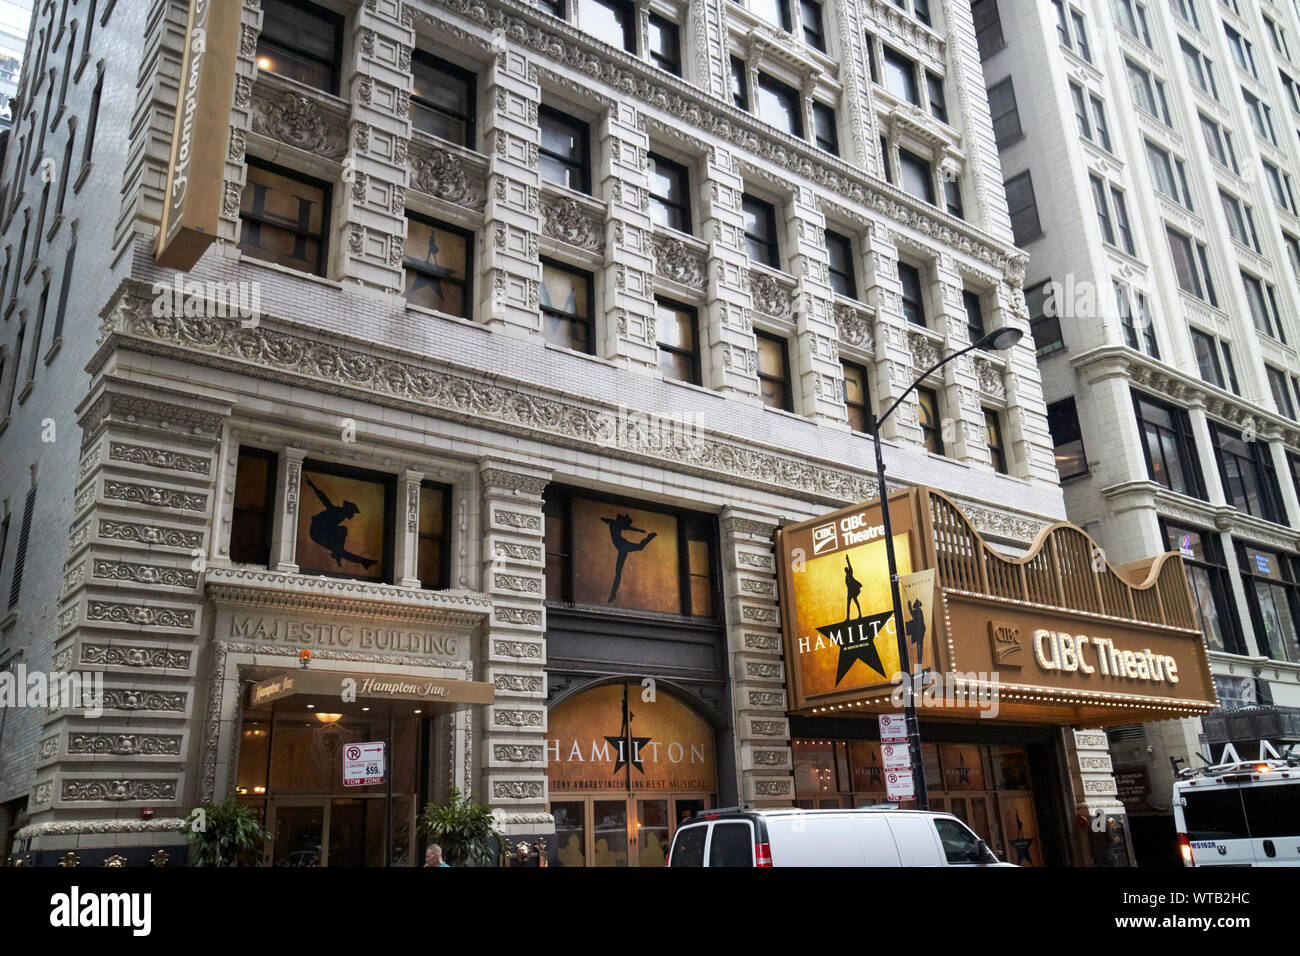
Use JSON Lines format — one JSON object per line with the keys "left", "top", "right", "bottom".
{"left": 974, "top": 0, "right": 1300, "bottom": 859}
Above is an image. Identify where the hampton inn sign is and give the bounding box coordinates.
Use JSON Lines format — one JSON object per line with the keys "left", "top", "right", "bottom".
{"left": 774, "top": 488, "right": 1217, "bottom": 727}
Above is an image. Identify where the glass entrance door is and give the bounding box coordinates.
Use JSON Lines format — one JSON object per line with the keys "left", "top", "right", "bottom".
{"left": 548, "top": 793, "right": 713, "bottom": 867}
{"left": 269, "top": 801, "right": 325, "bottom": 867}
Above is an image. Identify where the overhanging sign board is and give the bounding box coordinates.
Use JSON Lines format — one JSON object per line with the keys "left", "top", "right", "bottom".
{"left": 155, "top": 0, "right": 243, "bottom": 269}
{"left": 775, "top": 491, "right": 935, "bottom": 711}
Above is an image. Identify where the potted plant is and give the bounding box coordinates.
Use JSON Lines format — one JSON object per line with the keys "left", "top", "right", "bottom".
{"left": 185, "top": 797, "right": 271, "bottom": 866}
{"left": 416, "top": 786, "right": 498, "bottom": 866}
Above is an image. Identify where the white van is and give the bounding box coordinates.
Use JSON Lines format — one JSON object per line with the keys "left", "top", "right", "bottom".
{"left": 1173, "top": 756, "right": 1300, "bottom": 866}
{"left": 665, "top": 807, "right": 1013, "bottom": 867}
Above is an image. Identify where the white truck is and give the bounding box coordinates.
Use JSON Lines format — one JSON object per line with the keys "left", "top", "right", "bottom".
{"left": 1173, "top": 746, "right": 1300, "bottom": 867}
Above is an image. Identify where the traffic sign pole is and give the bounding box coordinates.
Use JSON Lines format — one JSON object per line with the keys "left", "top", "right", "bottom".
{"left": 385, "top": 713, "right": 393, "bottom": 868}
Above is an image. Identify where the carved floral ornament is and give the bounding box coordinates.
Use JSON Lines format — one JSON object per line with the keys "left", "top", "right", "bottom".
{"left": 747, "top": 271, "right": 794, "bottom": 319}
{"left": 541, "top": 196, "right": 604, "bottom": 251}
{"left": 100, "top": 283, "right": 1050, "bottom": 542}
{"left": 651, "top": 236, "right": 705, "bottom": 288}
{"left": 409, "top": 146, "right": 487, "bottom": 210}
{"left": 251, "top": 90, "right": 346, "bottom": 159}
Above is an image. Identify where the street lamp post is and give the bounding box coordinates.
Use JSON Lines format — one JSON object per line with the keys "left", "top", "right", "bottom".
{"left": 868, "top": 326, "right": 1023, "bottom": 811}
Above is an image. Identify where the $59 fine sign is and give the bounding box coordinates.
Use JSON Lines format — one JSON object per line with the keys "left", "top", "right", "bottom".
{"left": 343, "top": 741, "right": 386, "bottom": 787}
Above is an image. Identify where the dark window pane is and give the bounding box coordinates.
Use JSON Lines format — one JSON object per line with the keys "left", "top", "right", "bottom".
{"left": 239, "top": 161, "right": 329, "bottom": 275}
{"left": 1047, "top": 398, "right": 1087, "bottom": 479}
{"left": 403, "top": 215, "right": 472, "bottom": 318}
{"left": 708, "top": 823, "right": 754, "bottom": 867}
{"left": 411, "top": 53, "right": 475, "bottom": 148}
{"left": 757, "top": 74, "right": 803, "bottom": 138}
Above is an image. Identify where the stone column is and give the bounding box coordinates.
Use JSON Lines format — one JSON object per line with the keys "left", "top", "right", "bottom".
{"left": 596, "top": 104, "right": 657, "bottom": 367}
{"left": 1063, "top": 727, "right": 1132, "bottom": 866}
{"left": 687, "top": 0, "right": 729, "bottom": 98}
{"left": 397, "top": 469, "right": 424, "bottom": 588}
{"left": 788, "top": 187, "right": 844, "bottom": 424}
{"left": 340, "top": 0, "right": 413, "bottom": 289}
{"left": 720, "top": 509, "right": 792, "bottom": 807}
{"left": 481, "top": 48, "right": 542, "bottom": 340}
{"left": 700, "top": 144, "right": 760, "bottom": 401}
{"left": 270, "top": 446, "right": 306, "bottom": 574}
{"left": 864, "top": 224, "right": 919, "bottom": 444}
{"left": 478, "top": 459, "right": 552, "bottom": 835}
{"left": 216, "top": 2, "right": 263, "bottom": 245}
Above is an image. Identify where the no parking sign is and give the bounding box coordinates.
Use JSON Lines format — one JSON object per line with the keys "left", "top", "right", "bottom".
{"left": 343, "top": 741, "right": 386, "bottom": 786}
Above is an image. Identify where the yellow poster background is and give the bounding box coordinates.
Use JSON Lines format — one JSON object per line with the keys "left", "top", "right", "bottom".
{"left": 792, "top": 534, "right": 912, "bottom": 696}
{"left": 571, "top": 499, "right": 681, "bottom": 613}
{"left": 547, "top": 683, "right": 717, "bottom": 792}
{"left": 295, "top": 470, "right": 387, "bottom": 580}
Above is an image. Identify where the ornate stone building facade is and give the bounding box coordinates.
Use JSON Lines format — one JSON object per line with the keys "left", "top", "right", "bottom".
{"left": 0, "top": 0, "right": 1082, "bottom": 865}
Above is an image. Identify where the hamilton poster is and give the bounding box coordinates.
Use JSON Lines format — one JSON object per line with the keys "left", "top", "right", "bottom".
{"left": 776, "top": 491, "right": 938, "bottom": 705}
{"left": 570, "top": 498, "right": 681, "bottom": 614}
{"left": 295, "top": 468, "right": 388, "bottom": 580}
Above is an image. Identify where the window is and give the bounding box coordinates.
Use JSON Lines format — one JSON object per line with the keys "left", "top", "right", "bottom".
{"left": 1223, "top": 23, "right": 1258, "bottom": 78}
{"left": 655, "top": 297, "right": 701, "bottom": 386}
{"left": 239, "top": 159, "right": 330, "bottom": 276}
{"left": 47, "top": 241, "right": 73, "bottom": 355}
{"left": 730, "top": 56, "right": 749, "bottom": 111}
{"left": 1211, "top": 421, "right": 1284, "bottom": 523}
{"left": 1091, "top": 176, "right": 1115, "bottom": 246}
{"left": 800, "top": 0, "right": 826, "bottom": 51}
{"left": 577, "top": 0, "right": 635, "bottom": 51}
{"left": 841, "top": 360, "right": 871, "bottom": 432}
{"left": 1070, "top": 6, "right": 1092, "bottom": 61}
{"left": 1090, "top": 95, "right": 1112, "bottom": 150}
{"left": 709, "top": 825, "right": 754, "bottom": 867}
{"left": 1262, "top": 161, "right": 1297, "bottom": 215}
{"left": 1161, "top": 521, "right": 1242, "bottom": 654}
{"left": 1221, "top": 339, "right": 1241, "bottom": 393}
{"left": 880, "top": 136, "right": 893, "bottom": 184}
{"left": 1284, "top": 233, "right": 1300, "bottom": 282}
{"left": 416, "top": 481, "right": 452, "bottom": 590}
{"left": 911, "top": 0, "right": 931, "bottom": 27}
{"left": 1190, "top": 327, "right": 1226, "bottom": 388}
{"left": 963, "top": 290, "right": 986, "bottom": 343}
{"left": 1126, "top": 60, "right": 1171, "bottom": 124}
{"left": 1171, "top": 0, "right": 1200, "bottom": 31}
{"left": 26, "top": 279, "right": 48, "bottom": 386}
{"left": 811, "top": 101, "right": 838, "bottom": 155}
{"left": 1004, "top": 172, "right": 1042, "bottom": 246}
{"left": 1243, "top": 273, "right": 1286, "bottom": 342}
{"left": 742, "top": 193, "right": 780, "bottom": 268}
{"left": 6, "top": 484, "right": 36, "bottom": 610}
{"left": 1267, "top": 365, "right": 1295, "bottom": 419}
{"left": 1242, "top": 90, "right": 1277, "bottom": 145}
{"left": 539, "top": 107, "right": 590, "bottom": 193}
{"left": 898, "top": 262, "right": 925, "bottom": 326}
{"left": 898, "top": 149, "right": 934, "bottom": 205}
{"left": 1116, "top": 284, "right": 1159, "bottom": 357}
{"left": 539, "top": 260, "right": 594, "bottom": 353}
{"left": 987, "top": 78, "right": 1021, "bottom": 147}
{"left": 255, "top": 0, "right": 343, "bottom": 94}
{"left": 1111, "top": 188, "right": 1135, "bottom": 255}
{"left": 55, "top": 128, "right": 74, "bottom": 218}
{"left": 756, "top": 330, "right": 792, "bottom": 411}
{"left": 1237, "top": 544, "right": 1300, "bottom": 662}
{"left": 926, "top": 71, "right": 947, "bottom": 123}
{"left": 1147, "top": 141, "right": 1194, "bottom": 209}
{"left": 81, "top": 72, "right": 103, "bottom": 168}
{"left": 917, "top": 386, "right": 944, "bottom": 455}
{"left": 1133, "top": 391, "right": 1204, "bottom": 497}
{"left": 984, "top": 407, "right": 1007, "bottom": 473}
{"left": 936, "top": 818, "right": 989, "bottom": 864}
{"left": 756, "top": 73, "right": 803, "bottom": 138}
{"left": 647, "top": 14, "right": 681, "bottom": 75}
{"left": 943, "top": 174, "right": 964, "bottom": 219}
{"left": 1199, "top": 114, "right": 1238, "bottom": 171}
{"left": 296, "top": 462, "right": 395, "bottom": 582}
{"left": 1071, "top": 83, "right": 1092, "bottom": 139}
{"left": 5, "top": 324, "right": 24, "bottom": 414}
{"left": 1047, "top": 398, "right": 1088, "bottom": 478}
{"left": 1166, "top": 226, "right": 1216, "bottom": 305}
{"left": 971, "top": 0, "right": 1005, "bottom": 60}
{"left": 751, "top": 0, "right": 793, "bottom": 32}
{"left": 882, "top": 46, "right": 919, "bottom": 105}
{"left": 1026, "top": 280, "right": 1063, "bottom": 355}
{"left": 1114, "top": 0, "right": 1152, "bottom": 46}
{"left": 648, "top": 152, "right": 692, "bottom": 233}
{"left": 825, "top": 230, "right": 857, "bottom": 298}
{"left": 1219, "top": 191, "right": 1259, "bottom": 251}
{"left": 1265, "top": 14, "right": 1291, "bottom": 59}
{"left": 402, "top": 213, "right": 472, "bottom": 319}
{"left": 1180, "top": 38, "right": 1218, "bottom": 99}
{"left": 230, "top": 448, "right": 278, "bottom": 566}
{"left": 410, "top": 53, "right": 476, "bottom": 148}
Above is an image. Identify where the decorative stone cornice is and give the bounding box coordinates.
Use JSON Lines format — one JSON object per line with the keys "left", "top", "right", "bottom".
{"left": 204, "top": 566, "right": 492, "bottom": 626}
{"left": 17, "top": 819, "right": 188, "bottom": 840}
{"left": 97, "top": 280, "right": 1053, "bottom": 542}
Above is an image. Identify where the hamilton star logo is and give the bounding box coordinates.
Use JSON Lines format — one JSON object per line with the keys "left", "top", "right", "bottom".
{"left": 604, "top": 733, "right": 653, "bottom": 774}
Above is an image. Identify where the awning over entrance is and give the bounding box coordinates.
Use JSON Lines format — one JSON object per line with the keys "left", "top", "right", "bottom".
{"left": 249, "top": 669, "right": 495, "bottom": 713}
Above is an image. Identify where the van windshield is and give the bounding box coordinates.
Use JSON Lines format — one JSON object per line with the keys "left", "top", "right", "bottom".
{"left": 1182, "top": 788, "right": 1249, "bottom": 841}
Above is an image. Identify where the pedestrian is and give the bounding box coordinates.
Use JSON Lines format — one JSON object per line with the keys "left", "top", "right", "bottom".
{"left": 424, "top": 844, "right": 449, "bottom": 867}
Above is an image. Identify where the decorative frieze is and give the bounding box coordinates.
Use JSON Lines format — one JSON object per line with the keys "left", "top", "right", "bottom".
{"left": 408, "top": 144, "right": 487, "bottom": 210}
{"left": 493, "top": 709, "right": 544, "bottom": 727}
{"left": 494, "top": 606, "right": 542, "bottom": 627}
{"left": 61, "top": 780, "right": 177, "bottom": 802}
{"left": 492, "top": 780, "right": 545, "bottom": 799}
{"left": 80, "top": 645, "right": 191, "bottom": 669}
{"left": 91, "top": 559, "right": 200, "bottom": 589}
{"left": 494, "top": 674, "right": 544, "bottom": 693}
{"left": 66, "top": 734, "right": 183, "bottom": 756}
{"left": 107, "top": 443, "right": 210, "bottom": 475}
{"left": 86, "top": 603, "right": 195, "bottom": 628}
{"left": 99, "top": 690, "right": 187, "bottom": 712}
{"left": 98, "top": 520, "right": 203, "bottom": 550}
{"left": 494, "top": 743, "right": 544, "bottom": 762}
{"left": 250, "top": 89, "right": 347, "bottom": 159}
{"left": 493, "top": 639, "right": 543, "bottom": 659}
{"left": 540, "top": 196, "right": 604, "bottom": 252}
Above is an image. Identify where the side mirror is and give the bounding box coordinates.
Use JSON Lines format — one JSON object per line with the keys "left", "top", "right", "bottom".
{"left": 968, "top": 838, "right": 992, "bottom": 863}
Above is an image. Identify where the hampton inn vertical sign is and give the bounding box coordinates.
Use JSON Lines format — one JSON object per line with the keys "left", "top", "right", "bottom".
{"left": 156, "top": 0, "right": 243, "bottom": 270}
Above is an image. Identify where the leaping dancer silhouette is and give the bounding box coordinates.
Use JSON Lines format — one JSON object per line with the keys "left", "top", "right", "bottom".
{"left": 601, "top": 513, "right": 657, "bottom": 602}
{"left": 303, "top": 475, "right": 377, "bottom": 570}
{"left": 845, "top": 555, "right": 863, "bottom": 620}
{"left": 905, "top": 596, "right": 926, "bottom": 666}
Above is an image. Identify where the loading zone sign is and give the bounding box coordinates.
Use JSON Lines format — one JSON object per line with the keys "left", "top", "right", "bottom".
{"left": 344, "top": 741, "right": 386, "bottom": 787}
{"left": 885, "top": 768, "right": 915, "bottom": 801}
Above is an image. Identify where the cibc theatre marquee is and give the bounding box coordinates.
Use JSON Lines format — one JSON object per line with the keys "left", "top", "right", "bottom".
{"left": 774, "top": 487, "right": 1218, "bottom": 725}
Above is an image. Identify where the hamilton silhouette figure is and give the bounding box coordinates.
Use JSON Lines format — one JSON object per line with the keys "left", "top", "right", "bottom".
{"left": 407, "top": 230, "right": 457, "bottom": 306}
{"left": 601, "top": 513, "right": 657, "bottom": 602}
{"left": 303, "top": 475, "right": 377, "bottom": 571}
{"left": 844, "top": 555, "right": 863, "bottom": 620}
{"left": 905, "top": 596, "right": 926, "bottom": 667}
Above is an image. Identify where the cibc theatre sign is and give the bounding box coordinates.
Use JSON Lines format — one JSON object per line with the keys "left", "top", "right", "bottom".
{"left": 774, "top": 488, "right": 1217, "bottom": 726}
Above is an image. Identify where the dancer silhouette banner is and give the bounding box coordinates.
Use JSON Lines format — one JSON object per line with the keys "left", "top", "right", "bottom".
{"left": 571, "top": 499, "right": 680, "bottom": 613}
{"left": 295, "top": 469, "right": 387, "bottom": 580}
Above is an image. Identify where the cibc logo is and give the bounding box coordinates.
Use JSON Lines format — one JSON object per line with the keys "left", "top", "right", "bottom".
{"left": 811, "top": 522, "right": 839, "bottom": 556}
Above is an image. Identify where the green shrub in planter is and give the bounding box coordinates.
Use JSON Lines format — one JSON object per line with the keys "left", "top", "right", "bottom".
{"left": 416, "top": 786, "right": 498, "bottom": 867}
{"left": 186, "top": 798, "right": 271, "bottom": 867}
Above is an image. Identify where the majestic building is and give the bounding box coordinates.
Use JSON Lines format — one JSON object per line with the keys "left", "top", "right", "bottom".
{"left": 0, "top": 0, "right": 1214, "bottom": 868}
{"left": 974, "top": 0, "right": 1300, "bottom": 860}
